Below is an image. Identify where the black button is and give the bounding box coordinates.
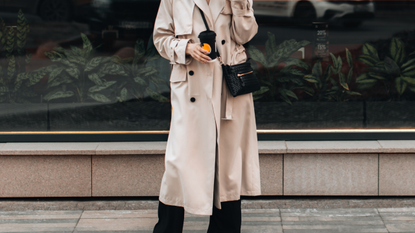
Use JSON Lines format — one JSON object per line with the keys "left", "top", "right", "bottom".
{"left": 190, "top": 97, "right": 196, "bottom": 102}
{"left": 189, "top": 70, "right": 194, "bottom": 76}
{"left": 221, "top": 40, "right": 225, "bottom": 45}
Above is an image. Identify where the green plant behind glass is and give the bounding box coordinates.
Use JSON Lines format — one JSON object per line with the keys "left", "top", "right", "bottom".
{"left": 0, "top": 10, "right": 45, "bottom": 103}
{"left": 44, "top": 33, "right": 128, "bottom": 103}
{"left": 113, "top": 36, "right": 168, "bottom": 102}
{"left": 356, "top": 38, "right": 415, "bottom": 100}
{"left": 247, "top": 32, "right": 310, "bottom": 104}
{"left": 304, "top": 49, "right": 361, "bottom": 101}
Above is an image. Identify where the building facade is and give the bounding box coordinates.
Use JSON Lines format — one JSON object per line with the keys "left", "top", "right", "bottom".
{"left": 0, "top": 0, "right": 415, "bottom": 197}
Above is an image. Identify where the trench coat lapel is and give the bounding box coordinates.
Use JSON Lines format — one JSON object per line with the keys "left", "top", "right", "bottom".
{"left": 173, "top": 0, "right": 195, "bottom": 35}
{"left": 193, "top": 0, "right": 214, "bottom": 28}
{"left": 209, "top": 0, "right": 226, "bottom": 24}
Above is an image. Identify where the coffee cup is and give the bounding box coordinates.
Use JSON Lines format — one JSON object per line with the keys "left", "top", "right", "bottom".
{"left": 198, "top": 30, "right": 217, "bottom": 60}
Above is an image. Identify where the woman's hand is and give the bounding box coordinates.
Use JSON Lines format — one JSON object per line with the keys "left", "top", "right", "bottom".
{"left": 186, "top": 43, "right": 211, "bottom": 64}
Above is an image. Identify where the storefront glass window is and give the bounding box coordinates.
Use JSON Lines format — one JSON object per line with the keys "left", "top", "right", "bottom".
{"left": 0, "top": 0, "right": 414, "bottom": 133}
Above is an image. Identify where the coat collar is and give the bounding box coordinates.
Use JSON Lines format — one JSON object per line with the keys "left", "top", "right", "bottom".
{"left": 173, "top": 0, "right": 195, "bottom": 36}
{"left": 193, "top": 0, "right": 226, "bottom": 27}
{"left": 210, "top": 0, "right": 226, "bottom": 25}
{"left": 193, "top": 0, "right": 213, "bottom": 27}
{"left": 173, "top": 0, "right": 226, "bottom": 36}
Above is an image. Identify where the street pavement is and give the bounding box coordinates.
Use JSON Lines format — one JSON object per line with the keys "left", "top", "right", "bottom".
{"left": 1, "top": 207, "right": 415, "bottom": 233}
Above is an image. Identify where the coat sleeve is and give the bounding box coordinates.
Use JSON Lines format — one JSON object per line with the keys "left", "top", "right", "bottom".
{"left": 153, "top": 0, "right": 192, "bottom": 65}
{"left": 229, "top": 0, "right": 258, "bottom": 45}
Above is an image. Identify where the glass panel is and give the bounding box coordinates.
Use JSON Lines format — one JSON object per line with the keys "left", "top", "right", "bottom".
{"left": 0, "top": 0, "right": 171, "bottom": 131}
{"left": 0, "top": 0, "right": 414, "bottom": 132}
{"left": 250, "top": 0, "right": 415, "bottom": 130}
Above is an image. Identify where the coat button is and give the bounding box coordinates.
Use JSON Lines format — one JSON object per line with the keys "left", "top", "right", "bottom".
{"left": 221, "top": 40, "right": 225, "bottom": 45}
{"left": 190, "top": 97, "right": 196, "bottom": 102}
{"left": 189, "top": 70, "right": 194, "bottom": 76}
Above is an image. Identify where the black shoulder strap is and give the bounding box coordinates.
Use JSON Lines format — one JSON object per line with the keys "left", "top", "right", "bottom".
{"left": 199, "top": 8, "right": 210, "bottom": 31}
{"left": 199, "top": 8, "right": 221, "bottom": 57}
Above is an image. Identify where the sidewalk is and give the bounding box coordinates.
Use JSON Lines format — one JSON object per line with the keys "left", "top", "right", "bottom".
{"left": 1, "top": 207, "right": 415, "bottom": 233}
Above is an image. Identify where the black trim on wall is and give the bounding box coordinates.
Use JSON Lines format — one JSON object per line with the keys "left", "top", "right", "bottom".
{"left": 0, "top": 132, "right": 415, "bottom": 142}
{"left": 258, "top": 132, "right": 415, "bottom": 141}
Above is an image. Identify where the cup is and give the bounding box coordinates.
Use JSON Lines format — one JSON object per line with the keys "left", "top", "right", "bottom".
{"left": 198, "top": 30, "right": 217, "bottom": 60}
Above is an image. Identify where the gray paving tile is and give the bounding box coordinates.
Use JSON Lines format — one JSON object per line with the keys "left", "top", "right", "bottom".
{"left": 183, "top": 221, "right": 209, "bottom": 230}
{"left": 378, "top": 207, "right": 415, "bottom": 213}
{"left": 81, "top": 210, "right": 157, "bottom": 219}
{"left": 183, "top": 216, "right": 209, "bottom": 222}
{"left": 243, "top": 216, "right": 281, "bottom": 222}
{"left": 283, "top": 216, "right": 382, "bottom": 222}
{"left": 0, "top": 219, "right": 78, "bottom": 224}
{"left": 383, "top": 216, "right": 415, "bottom": 223}
{"left": 2, "top": 232, "right": 73, "bottom": 233}
{"left": 242, "top": 212, "right": 281, "bottom": 218}
{"left": 242, "top": 220, "right": 282, "bottom": 226}
{"left": 74, "top": 231, "right": 151, "bottom": 233}
{"left": 283, "top": 224, "right": 388, "bottom": 232}
{"left": 0, "top": 227, "right": 76, "bottom": 233}
{"left": 281, "top": 208, "right": 379, "bottom": 217}
{"left": 242, "top": 225, "right": 283, "bottom": 233}
{"left": 283, "top": 231, "right": 387, "bottom": 233}
{"left": 385, "top": 223, "right": 415, "bottom": 232}
{"left": 0, "top": 211, "right": 82, "bottom": 216}
{"left": 242, "top": 209, "right": 280, "bottom": 214}
{"left": 1, "top": 208, "right": 415, "bottom": 233}
{"left": 75, "top": 218, "right": 156, "bottom": 231}
{"left": 283, "top": 220, "right": 385, "bottom": 225}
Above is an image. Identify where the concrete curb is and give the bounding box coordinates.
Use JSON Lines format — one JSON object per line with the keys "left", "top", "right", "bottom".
{"left": 2, "top": 198, "right": 415, "bottom": 211}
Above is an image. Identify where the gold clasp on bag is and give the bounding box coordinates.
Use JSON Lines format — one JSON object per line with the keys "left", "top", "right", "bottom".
{"left": 237, "top": 71, "right": 253, "bottom": 77}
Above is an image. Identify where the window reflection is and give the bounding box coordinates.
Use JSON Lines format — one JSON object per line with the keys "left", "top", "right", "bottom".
{"left": 0, "top": 0, "right": 414, "bottom": 132}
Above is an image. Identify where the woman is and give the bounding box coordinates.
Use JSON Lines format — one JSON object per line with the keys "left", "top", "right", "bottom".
{"left": 152, "top": 0, "right": 260, "bottom": 232}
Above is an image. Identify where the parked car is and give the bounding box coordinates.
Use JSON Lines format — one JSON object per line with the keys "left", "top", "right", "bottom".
{"left": 89, "top": 0, "right": 160, "bottom": 38}
{"left": 253, "top": 0, "right": 375, "bottom": 27}
{"left": 0, "top": 0, "right": 93, "bottom": 22}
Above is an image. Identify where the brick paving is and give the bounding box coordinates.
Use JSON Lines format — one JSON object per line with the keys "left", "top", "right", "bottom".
{"left": 1, "top": 207, "right": 415, "bottom": 232}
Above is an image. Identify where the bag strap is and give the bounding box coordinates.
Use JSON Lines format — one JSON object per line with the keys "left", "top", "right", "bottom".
{"left": 199, "top": 8, "right": 210, "bottom": 31}
{"left": 198, "top": 8, "right": 222, "bottom": 60}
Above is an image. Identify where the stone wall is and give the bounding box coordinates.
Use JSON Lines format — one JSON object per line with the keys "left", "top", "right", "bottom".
{"left": 0, "top": 141, "right": 415, "bottom": 197}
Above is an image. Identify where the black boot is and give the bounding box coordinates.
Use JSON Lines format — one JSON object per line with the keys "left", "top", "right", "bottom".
{"left": 153, "top": 201, "right": 185, "bottom": 233}
{"left": 207, "top": 200, "right": 241, "bottom": 233}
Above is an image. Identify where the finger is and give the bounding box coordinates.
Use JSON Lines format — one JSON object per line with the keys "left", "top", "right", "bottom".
{"left": 196, "top": 50, "right": 211, "bottom": 60}
{"left": 197, "top": 54, "right": 210, "bottom": 64}
{"left": 192, "top": 51, "right": 205, "bottom": 63}
{"left": 193, "top": 53, "right": 206, "bottom": 64}
{"left": 194, "top": 49, "right": 211, "bottom": 64}
{"left": 198, "top": 46, "right": 210, "bottom": 55}
{"left": 200, "top": 54, "right": 211, "bottom": 63}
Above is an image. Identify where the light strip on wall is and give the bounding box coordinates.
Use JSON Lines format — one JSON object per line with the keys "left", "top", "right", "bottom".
{"left": 258, "top": 129, "right": 415, "bottom": 133}
{"left": 0, "top": 129, "right": 415, "bottom": 134}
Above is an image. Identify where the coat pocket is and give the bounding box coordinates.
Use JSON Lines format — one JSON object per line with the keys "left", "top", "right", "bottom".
{"left": 170, "top": 64, "right": 187, "bottom": 83}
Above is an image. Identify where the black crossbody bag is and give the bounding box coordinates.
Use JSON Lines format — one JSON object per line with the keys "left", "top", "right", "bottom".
{"left": 199, "top": 9, "right": 260, "bottom": 97}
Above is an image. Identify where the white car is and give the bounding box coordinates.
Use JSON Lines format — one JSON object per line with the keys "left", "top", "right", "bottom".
{"left": 253, "top": 0, "right": 375, "bottom": 27}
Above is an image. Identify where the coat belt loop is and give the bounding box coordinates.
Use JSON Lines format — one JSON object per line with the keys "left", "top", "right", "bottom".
{"left": 225, "top": 90, "right": 233, "bottom": 120}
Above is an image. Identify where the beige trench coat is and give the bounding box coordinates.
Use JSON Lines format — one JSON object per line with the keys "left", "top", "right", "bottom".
{"left": 153, "top": 0, "right": 261, "bottom": 215}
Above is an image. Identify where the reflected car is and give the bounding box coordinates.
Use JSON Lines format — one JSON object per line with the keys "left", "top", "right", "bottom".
{"left": 89, "top": 0, "right": 161, "bottom": 38}
{"left": 253, "top": 0, "right": 375, "bottom": 27}
{"left": 0, "top": 0, "right": 93, "bottom": 22}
